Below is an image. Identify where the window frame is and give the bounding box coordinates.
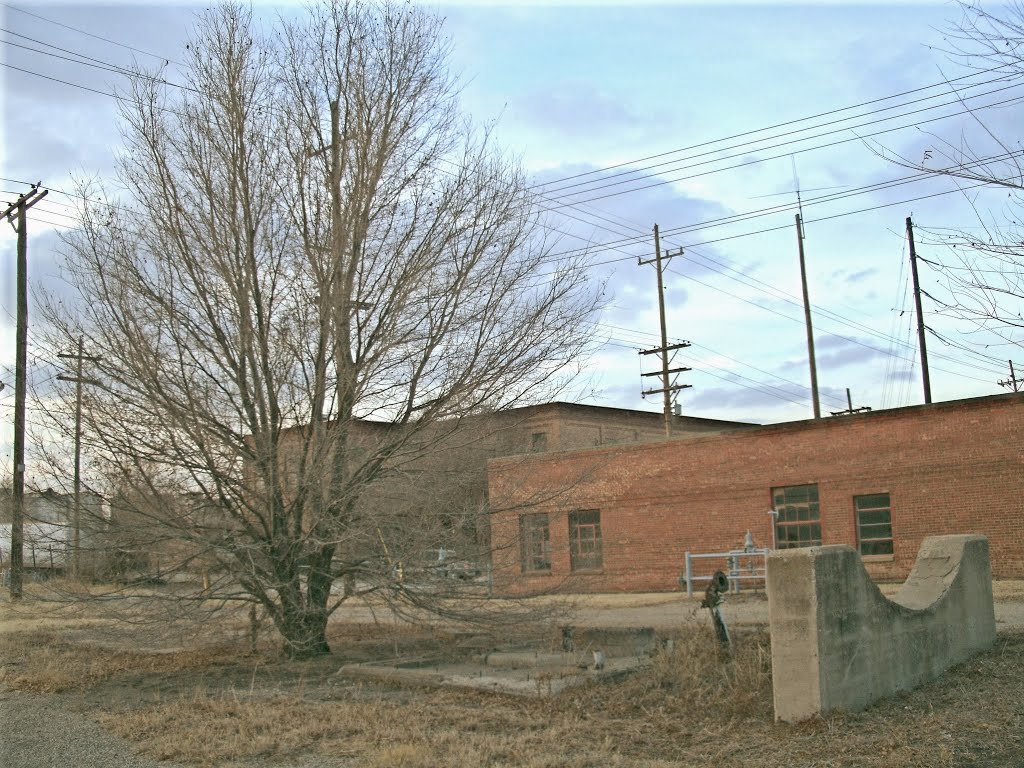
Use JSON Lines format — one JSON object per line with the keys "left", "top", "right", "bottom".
{"left": 772, "top": 484, "right": 822, "bottom": 549}
{"left": 854, "top": 493, "right": 894, "bottom": 558}
{"left": 568, "top": 509, "right": 603, "bottom": 572}
{"left": 519, "top": 513, "right": 551, "bottom": 573}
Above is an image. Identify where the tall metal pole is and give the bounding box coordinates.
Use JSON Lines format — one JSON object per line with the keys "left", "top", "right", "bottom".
{"left": 72, "top": 338, "right": 82, "bottom": 577}
{"left": 639, "top": 225, "right": 691, "bottom": 433}
{"left": 10, "top": 204, "right": 28, "bottom": 599}
{"left": 653, "top": 225, "right": 672, "bottom": 436}
{"left": 795, "top": 214, "right": 820, "bottom": 419}
{"left": 58, "top": 337, "right": 99, "bottom": 578}
{"left": 998, "top": 360, "right": 1022, "bottom": 392}
{"left": 4, "top": 185, "right": 46, "bottom": 600}
{"left": 906, "top": 217, "right": 932, "bottom": 404}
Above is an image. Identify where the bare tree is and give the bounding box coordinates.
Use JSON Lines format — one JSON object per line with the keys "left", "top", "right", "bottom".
{"left": 41, "top": 1, "right": 599, "bottom": 657}
{"left": 866, "top": 2, "right": 1024, "bottom": 355}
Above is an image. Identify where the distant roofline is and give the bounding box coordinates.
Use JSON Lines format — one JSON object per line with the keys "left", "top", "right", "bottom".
{"left": 756, "top": 389, "right": 1024, "bottom": 431}
{"left": 280, "top": 400, "right": 762, "bottom": 432}
{"left": 505, "top": 401, "right": 760, "bottom": 427}
{"left": 489, "top": 391, "right": 1024, "bottom": 467}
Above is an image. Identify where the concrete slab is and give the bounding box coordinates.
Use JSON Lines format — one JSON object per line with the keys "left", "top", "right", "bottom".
{"left": 767, "top": 535, "right": 996, "bottom": 722}
{"left": 337, "top": 655, "right": 643, "bottom": 697}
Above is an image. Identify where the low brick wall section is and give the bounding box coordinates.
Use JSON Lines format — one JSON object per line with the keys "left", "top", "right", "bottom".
{"left": 767, "top": 535, "right": 996, "bottom": 722}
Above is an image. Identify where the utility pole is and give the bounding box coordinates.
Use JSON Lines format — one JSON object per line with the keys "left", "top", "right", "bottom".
{"left": 639, "top": 224, "right": 691, "bottom": 436}
{"left": 998, "top": 360, "right": 1023, "bottom": 392}
{"left": 905, "top": 217, "right": 932, "bottom": 404}
{"left": 795, "top": 214, "right": 820, "bottom": 419}
{"left": 3, "top": 183, "right": 47, "bottom": 601}
{"left": 57, "top": 337, "right": 101, "bottom": 579}
{"left": 830, "top": 388, "right": 872, "bottom": 417}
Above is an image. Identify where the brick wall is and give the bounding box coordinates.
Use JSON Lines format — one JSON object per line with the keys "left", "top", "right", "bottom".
{"left": 487, "top": 393, "right": 1024, "bottom": 594}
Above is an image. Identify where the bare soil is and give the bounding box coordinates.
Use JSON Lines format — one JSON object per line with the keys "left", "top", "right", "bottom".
{"left": 2, "top": 584, "right": 1023, "bottom": 767}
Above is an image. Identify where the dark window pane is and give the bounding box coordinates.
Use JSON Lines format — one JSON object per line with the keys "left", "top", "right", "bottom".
{"left": 569, "top": 510, "right": 602, "bottom": 571}
{"left": 520, "top": 513, "right": 551, "bottom": 572}
{"left": 855, "top": 493, "right": 893, "bottom": 557}
{"left": 861, "top": 540, "right": 894, "bottom": 556}
{"left": 860, "top": 522, "right": 893, "bottom": 537}
{"left": 855, "top": 494, "right": 890, "bottom": 511}
{"left": 859, "top": 510, "right": 891, "bottom": 526}
{"left": 772, "top": 484, "right": 821, "bottom": 550}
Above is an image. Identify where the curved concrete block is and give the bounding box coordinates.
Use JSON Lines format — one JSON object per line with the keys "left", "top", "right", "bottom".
{"left": 767, "top": 535, "right": 995, "bottom": 722}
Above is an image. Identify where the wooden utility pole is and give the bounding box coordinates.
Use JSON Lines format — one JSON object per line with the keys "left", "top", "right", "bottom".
{"left": 998, "top": 360, "right": 1023, "bottom": 392}
{"left": 830, "top": 387, "right": 872, "bottom": 417}
{"left": 795, "top": 214, "right": 820, "bottom": 419}
{"left": 3, "top": 183, "right": 47, "bottom": 601}
{"left": 639, "top": 224, "right": 690, "bottom": 436}
{"left": 57, "top": 337, "right": 101, "bottom": 579}
{"left": 905, "top": 217, "right": 932, "bottom": 404}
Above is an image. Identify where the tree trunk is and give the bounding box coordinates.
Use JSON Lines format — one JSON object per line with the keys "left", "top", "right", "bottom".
{"left": 278, "top": 604, "right": 331, "bottom": 658}
{"left": 276, "top": 543, "right": 336, "bottom": 658}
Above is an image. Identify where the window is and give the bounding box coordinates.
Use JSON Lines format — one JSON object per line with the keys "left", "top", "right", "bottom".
{"left": 530, "top": 432, "right": 548, "bottom": 452}
{"left": 855, "top": 493, "right": 893, "bottom": 556}
{"left": 519, "top": 513, "right": 551, "bottom": 572}
{"left": 569, "top": 510, "right": 602, "bottom": 571}
{"left": 772, "top": 484, "right": 822, "bottom": 549}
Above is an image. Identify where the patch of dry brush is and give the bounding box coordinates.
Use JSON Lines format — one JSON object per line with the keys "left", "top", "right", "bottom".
{"left": 3, "top": 612, "right": 1022, "bottom": 767}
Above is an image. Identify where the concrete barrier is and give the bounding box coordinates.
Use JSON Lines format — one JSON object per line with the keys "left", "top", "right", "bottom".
{"left": 767, "top": 535, "right": 996, "bottom": 722}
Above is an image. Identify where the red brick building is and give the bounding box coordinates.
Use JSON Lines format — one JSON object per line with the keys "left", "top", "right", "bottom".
{"left": 487, "top": 393, "right": 1024, "bottom": 593}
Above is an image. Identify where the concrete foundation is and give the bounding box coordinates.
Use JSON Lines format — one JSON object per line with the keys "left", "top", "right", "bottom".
{"left": 767, "top": 535, "right": 996, "bottom": 722}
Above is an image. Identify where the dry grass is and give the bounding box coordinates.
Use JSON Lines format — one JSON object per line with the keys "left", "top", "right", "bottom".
{"left": 0, "top": 628, "right": 241, "bottom": 693}
{"left": 991, "top": 579, "right": 1024, "bottom": 600}
{"left": 89, "top": 626, "right": 1024, "bottom": 767}
{"left": 3, "top": 590, "right": 1023, "bottom": 767}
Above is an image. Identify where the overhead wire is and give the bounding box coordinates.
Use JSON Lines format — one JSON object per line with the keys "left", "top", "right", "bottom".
{"left": 2, "top": 14, "right": 1014, "bottom": 404}
{"left": 529, "top": 60, "right": 1022, "bottom": 191}
{"left": 5, "top": 0, "right": 1020, "bottom": 200}
{"left": 5, "top": 26, "right": 1024, "bottom": 248}
{"left": 1, "top": 2, "right": 184, "bottom": 65}
{"left": 5, "top": 25, "right": 1023, "bottom": 271}
{"left": 536, "top": 81, "right": 1024, "bottom": 206}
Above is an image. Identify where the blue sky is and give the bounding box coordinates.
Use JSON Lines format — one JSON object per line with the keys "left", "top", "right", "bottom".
{"left": 2, "top": 1, "right": 1022, "bottom": 478}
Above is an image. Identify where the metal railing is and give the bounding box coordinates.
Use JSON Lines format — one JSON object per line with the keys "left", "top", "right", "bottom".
{"left": 681, "top": 547, "right": 771, "bottom": 598}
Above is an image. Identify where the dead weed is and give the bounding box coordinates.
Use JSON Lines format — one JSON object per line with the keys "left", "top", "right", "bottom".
{"left": 94, "top": 628, "right": 1024, "bottom": 768}
{"left": 0, "top": 629, "right": 239, "bottom": 693}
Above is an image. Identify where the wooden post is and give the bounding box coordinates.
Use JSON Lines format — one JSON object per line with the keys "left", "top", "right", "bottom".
{"left": 796, "top": 214, "right": 820, "bottom": 419}
{"left": 906, "top": 217, "right": 932, "bottom": 404}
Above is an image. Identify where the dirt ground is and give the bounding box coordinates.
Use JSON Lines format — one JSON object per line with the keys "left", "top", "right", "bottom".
{"left": 325, "top": 580, "right": 1024, "bottom": 632}
{"left": 2, "top": 583, "right": 1023, "bottom": 767}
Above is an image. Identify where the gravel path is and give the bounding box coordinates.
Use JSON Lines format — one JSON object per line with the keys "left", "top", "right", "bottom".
{"left": 0, "top": 692, "right": 186, "bottom": 768}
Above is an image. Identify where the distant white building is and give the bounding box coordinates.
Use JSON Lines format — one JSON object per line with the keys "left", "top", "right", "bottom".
{"left": 0, "top": 522, "right": 68, "bottom": 569}
{"left": 0, "top": 489, "right": 107, "bottom": 571}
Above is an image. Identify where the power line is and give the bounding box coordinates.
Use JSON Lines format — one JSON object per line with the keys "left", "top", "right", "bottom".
{"left": 1, "top": 33, "right": 196, "bottom": 94}
{"left": 2, "top": 23, "right": 1012, "bottom": 398}
{"left": 530, "top": 61, "right": 1021, "bottom": 192}
{"left": 10, "top": 166, "right": 1011, "bottom": 386}
{"left": 5, "top": 30, "right": 1023, "bottom": 244}
{"left": 7, "top": 0, "right": 1018, "bottom": 203}
{"left": 5, "top": 27, "right": 1021, "bottom": 276}
{"left": 540, "top": 85, "right": 1024, "bottom": 209}
{"left": 1, "top": 2, "right": 183, "bottom": 65}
